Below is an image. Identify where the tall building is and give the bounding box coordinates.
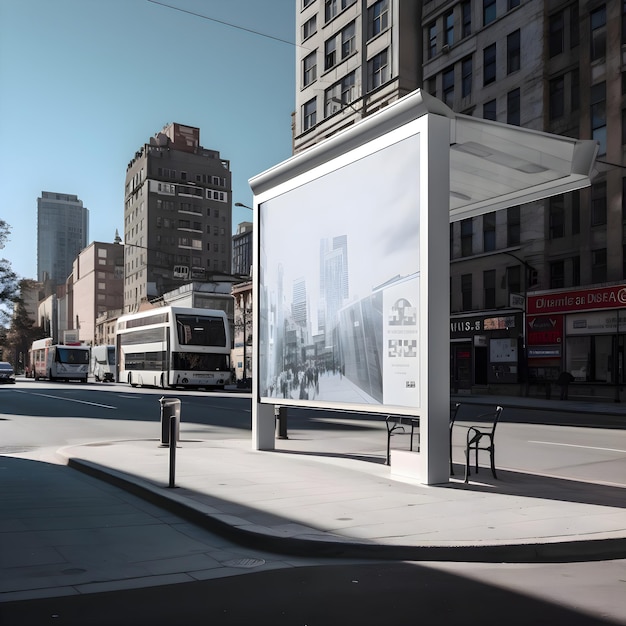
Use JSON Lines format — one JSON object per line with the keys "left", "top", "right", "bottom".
{"left": 70, "top": 239, "right": 125, "bottom": 345}
{"left": 232, "top": 221, "right": 253, "bottom": 276}
{"left": 37, "top": 192, "right": 89, "bottom": 288}
{"left": 294, "top": 0, "right": 421, "bottom": 153}
{"left": 294, "top": 0, "right": 626, "bottom": 397}
{"left": 123, "top": 123, "right": 232, "bottom": 312}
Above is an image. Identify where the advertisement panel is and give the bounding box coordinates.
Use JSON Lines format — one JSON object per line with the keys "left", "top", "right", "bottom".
{"left": 258, "top": 131, "right": 421, "bottom": 412}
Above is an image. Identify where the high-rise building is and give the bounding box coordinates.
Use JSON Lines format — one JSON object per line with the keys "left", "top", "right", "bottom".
{"left": 294, "top": 0, "right": 421, "bottom": 153}
{"left": 123, "top": 122, "right": 232, "bottom": 312}
{"left": 37, "top": 192, "right": 89, "bottom": 288}
{"left": 294, "top": 0, "right": 626, "bottom": 397}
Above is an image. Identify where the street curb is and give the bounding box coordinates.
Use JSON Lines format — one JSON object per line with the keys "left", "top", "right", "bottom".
{"left": 64, "top": 456, "right": 626, "bottom": 565}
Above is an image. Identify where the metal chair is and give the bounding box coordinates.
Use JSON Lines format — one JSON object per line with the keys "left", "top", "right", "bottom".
{"left": 385, "top": 415, "right": 419, "bottom": 465}
{"left": 449, "top": 402, "right": 461, "bottom": 475}
{"left": 464, "top": 405, "right": 503, "bottom": 483}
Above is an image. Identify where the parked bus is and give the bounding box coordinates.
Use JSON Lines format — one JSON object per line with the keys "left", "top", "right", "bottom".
{"left": 91, "top": 345, "right": 116, "bottom": 382}
{"left": 115, "top": 306, "right": 231, "bottom": 389}
{"left": 30, "top": 337, "right": 90, "bottom": 383}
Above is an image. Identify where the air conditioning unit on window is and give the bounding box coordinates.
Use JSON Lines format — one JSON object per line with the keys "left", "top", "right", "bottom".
{"left": 442, "top": 44, "right": 450, "bottom": 53}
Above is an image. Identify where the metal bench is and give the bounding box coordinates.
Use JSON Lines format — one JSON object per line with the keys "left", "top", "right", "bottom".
{"left": 385, "top": 415, "right": 419, "bottom": 465}
{"left": 464, "top": 405, "right": 503, "bottom": 483}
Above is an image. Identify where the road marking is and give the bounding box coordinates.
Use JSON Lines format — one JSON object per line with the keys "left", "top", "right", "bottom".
{"left": 14, "top": 390, "right": 116, "bottom": 409}
{"left": 529, "top": 440, "right": 626, "bottom": 454}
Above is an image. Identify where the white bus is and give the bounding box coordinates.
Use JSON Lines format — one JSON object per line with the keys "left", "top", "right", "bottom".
{"left": 30, "top": 338, "right": 90, "bottom": 383}
{"left": 91, "top": 345, "right": 116, "bottom": 382}
{"left": 115, "top": 306, "right": 231, "bottom": 389}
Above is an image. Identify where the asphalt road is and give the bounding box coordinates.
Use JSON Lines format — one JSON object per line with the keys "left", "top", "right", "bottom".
{"left": 2, "top": 560, "right": 625, "bottom": 626}
{"left": 1, "top": 379, "right": 626, "bottom": 625}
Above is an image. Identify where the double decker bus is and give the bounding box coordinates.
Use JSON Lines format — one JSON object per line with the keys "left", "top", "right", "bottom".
{"left": 115, "top": 306, "right": 231, "bottom": 389}
{"left": 30, "top": 338, "right": 90, "bottom": 382}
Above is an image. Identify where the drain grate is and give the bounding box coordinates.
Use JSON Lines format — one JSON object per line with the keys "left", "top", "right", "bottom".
{"left": 221, "top": 557, "right": 266, "bottom": 569}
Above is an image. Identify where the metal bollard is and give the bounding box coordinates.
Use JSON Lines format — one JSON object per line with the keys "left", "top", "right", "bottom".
{"left": 159, "top": 397, "right": 181, "bottom": 446}
{"left": 275, "top": 405, "right": 288, "bottom": 439}
{"left": 168, "top": 415, "right": 177, "bottom": 488}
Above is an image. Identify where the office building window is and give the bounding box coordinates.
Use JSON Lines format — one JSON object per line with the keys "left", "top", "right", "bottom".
{"left": 427, "top": 75, "right": 437, "bottom": 98}
{"left": 427, "top": 22, "right": 437, "bottom": 59}
{"left": 591, "top": 248, "right": 607, "bottom": 283}
{"left": 442, "top": 66, "right": 454, "bottom": 107}
{"left": 549, "top": 10, "right": 564, "bottom": 57}
{"left": 461, "top": 1, "right": 472, "bottom": 38}
{"left": 623, "top": 0, "right": 626, "bottom": 45}
{"left": 368, "top": 0, "right": 388, "bottom": 39}
{"left": 483, "top": 0, "right": 496, "bottom": 25}
{"left": 571, "top": 3, "right": 579, "bottom": 47}
{"left": 483, "top": 43, "right": 496, "bottom": 85}
{"left": 623, "top": 109, "right": 626, "bottom": 146}
{"left": 325, "top": 0, "right": 356, "bottom": 22}
{"left": 325, "top": 21, "right": 356, "bottom": 69}
{"left": 507, "top": 206, "right": 520, "bottom": 246}
{"left": 506, "top": 265, "right": 521, "bottom": 295}
{"left": 367, "top": 49, "right": 389, "bottom": 91}
{"left": 302, "top": 14, "right": 317, "bottom": 41}
{"left": 303, "top": 51, "right": 317, "bottom": 86}
{"left": 461, "top": 274, "right": 473, "bottom": 310}
{"left": 461, "top": 56, "right": 472, "bottom": 98}
{"left": 507, "top": 88, "right": 520, "bottom": 125}
{"left": 483, "top": 212, "right": 496, "bottom": 252}
{"left": 461, "top": 218, "right": 473, "bottom": 256}
{"left": 549, "top": 195, "right": 565, "bottom": 238}
{"left": 590, "top": 6, "right": 606, "bottom": 61}
{"left": 483, "top": 99, "right": 496, "bottom": 120}
{"left": 484, "top": 269, "right": 496, "bottom": 309}
{"left": 550, "top": 260, "right": 565, "bottom": 289}
{"left": 444, "top": 10, "right": 454, "bottom": 47}
{"left": 509, "top": 0, "right": 520, "bottom": 8}
{"left": 303, "top": 98, "right": 317, "bottom": 130}
{"left": 591, "top": 82, "right": 606, "bottom": 155}
{"left": 549, "top": 75, "right": 565, "bottom": 120}
{"left": 507, "top": 30, "right": 520, "bottom": 73}
{"left": 324, "top": 72, "right": 356, "bottom": 115}
{"left": 591, "top": 181, "right": 607, "bottom": 226}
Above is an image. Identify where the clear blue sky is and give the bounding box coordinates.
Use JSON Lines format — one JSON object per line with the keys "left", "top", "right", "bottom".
{"left": 0, "top": 0, "right": 296, "bottom": 280}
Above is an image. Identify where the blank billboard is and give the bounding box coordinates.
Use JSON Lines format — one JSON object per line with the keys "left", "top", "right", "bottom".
{"left": 258, "top": 130, "right": 422, "bottom": 413}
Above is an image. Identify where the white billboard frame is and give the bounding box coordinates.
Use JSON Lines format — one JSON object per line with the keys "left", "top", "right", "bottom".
{"left": 248, "top": 89, "right": 597, "bottom": 485}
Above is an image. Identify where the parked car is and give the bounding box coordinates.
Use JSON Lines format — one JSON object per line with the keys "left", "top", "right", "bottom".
{"left": 0, "top": 361, "right": 16, "bottom": 384}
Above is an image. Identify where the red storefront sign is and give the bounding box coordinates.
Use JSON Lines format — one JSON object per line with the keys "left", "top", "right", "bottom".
{"left": 528, "top": 285, "right": 626, "bottom": 315}
{"left": 526, "top": 315, "right": 563, "bottom": 345}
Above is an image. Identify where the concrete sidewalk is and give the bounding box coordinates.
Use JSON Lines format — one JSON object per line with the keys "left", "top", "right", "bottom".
{"left": 56, "top": 424, "right": 626, "bottom": 564}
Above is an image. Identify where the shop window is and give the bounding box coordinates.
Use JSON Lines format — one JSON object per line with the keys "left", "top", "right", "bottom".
{"left": 566, "top": 336, "right": 590, "bottom": 381}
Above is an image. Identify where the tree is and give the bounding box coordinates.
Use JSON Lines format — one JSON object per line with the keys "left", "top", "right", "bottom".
{"left": 1, "top": 284, "right": 45, "bottom": 372}
{"left": 0, "top": 219, "right": 18, "bottom": 322}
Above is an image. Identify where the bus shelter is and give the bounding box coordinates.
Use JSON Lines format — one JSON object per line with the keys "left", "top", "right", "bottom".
{"left": 248, "top": 89, "right": 598, "bottom": 485}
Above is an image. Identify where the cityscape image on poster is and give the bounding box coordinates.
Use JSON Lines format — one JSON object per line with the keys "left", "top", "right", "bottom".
{"left": 258, "top": 133, "right": 421, "bottom": 411}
